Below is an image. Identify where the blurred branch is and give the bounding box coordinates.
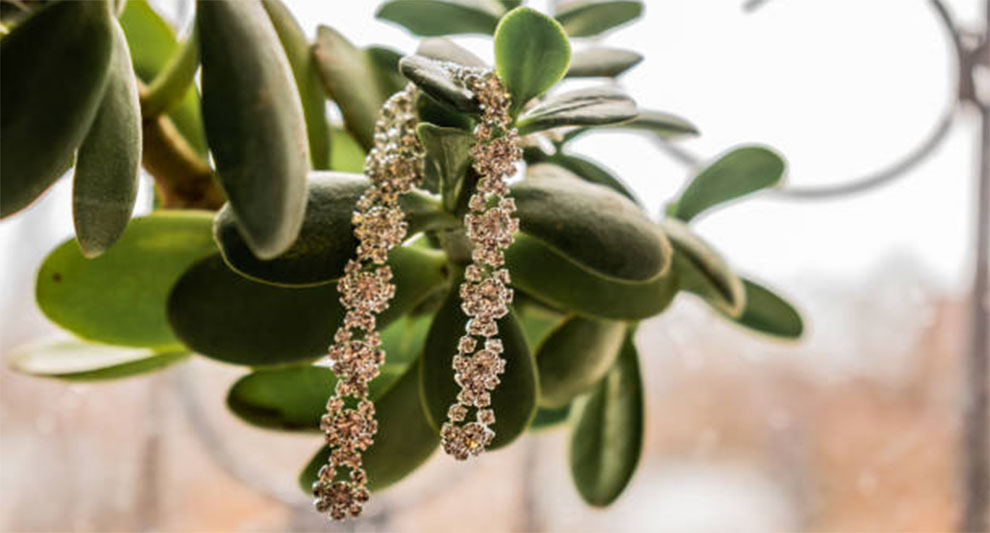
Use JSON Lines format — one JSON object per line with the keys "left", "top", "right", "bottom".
{"left": 662, "top": 0, "right": 966, "bottom": 200}
{"left": 771, "top": 105, "right": 956, "bottom": 199}
{"left": 741, "top": 0, "right": 773, "bottom": 13}
{"left": 961, "top": 4, "right": 989, "bottom": 533}
{"left": 961, "top": 87, "right": 989, "bottom": 533}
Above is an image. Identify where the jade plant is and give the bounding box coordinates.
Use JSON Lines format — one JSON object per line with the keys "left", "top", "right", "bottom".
{"left": 2, "top": 0, "right": 804, "bottom": 513}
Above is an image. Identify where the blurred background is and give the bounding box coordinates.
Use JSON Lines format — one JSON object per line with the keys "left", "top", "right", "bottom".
{"left": 1, "top": 0, "right": 987, "bottom": 531}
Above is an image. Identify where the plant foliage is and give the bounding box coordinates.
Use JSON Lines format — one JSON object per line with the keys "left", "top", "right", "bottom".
{"left": 3, "top": 0, "right": 804, "bottom": 510}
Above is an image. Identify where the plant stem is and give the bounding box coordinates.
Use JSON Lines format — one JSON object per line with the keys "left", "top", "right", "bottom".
{"left": 140, "top": 30, "right": 200, "bottom": 119}
{"left": 142, "top": 114, "right": 224, "bottom": 209}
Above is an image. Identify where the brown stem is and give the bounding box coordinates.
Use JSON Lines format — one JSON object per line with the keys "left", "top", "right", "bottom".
{"left": 141, "top": 115, "right": 224, "bottom": 210}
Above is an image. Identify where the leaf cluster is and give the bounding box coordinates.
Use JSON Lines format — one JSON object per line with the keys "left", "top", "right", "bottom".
{"left": 3, "top": 0, "right": 803, "bottom": 508}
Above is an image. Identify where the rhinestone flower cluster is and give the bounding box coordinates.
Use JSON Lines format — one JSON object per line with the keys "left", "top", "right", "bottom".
{"left": 439, "top": 67, "right": 523, "bottom": 461}
{"left": 314, "top": 84, "right": 424, "bottom": 521}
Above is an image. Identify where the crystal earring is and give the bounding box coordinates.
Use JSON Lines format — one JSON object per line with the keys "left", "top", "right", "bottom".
{"left": 439, "top": 68, "right": 522, "bottom": 461}
{"left": 313, "top": 84, "right": 424, "bottom": 521}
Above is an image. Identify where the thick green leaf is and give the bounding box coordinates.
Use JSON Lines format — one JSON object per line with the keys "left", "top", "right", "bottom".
{"left": 531, "top": 403, "right": 571, "bottom": 430}
{"left": 73, "top": 21, "right": 142, "bottom": 258}
{"left": 420, "top": 272, "right": 538, "bottom": 448}
{"left": 262, "top": 0, "right": 332, "bottom": 170}
{"left": 228, "top": 313, "right": 431, "bottom": 431}
{"left": 514, "top": 294, "right": 569, "bottom": 349}
{"left": 400, "top": 55, "right": 479, "bottom": 113}
{"left": 227, "top": 366, "right": 400, "bottom": 432}
{"left": 417, "top": 124, "right": 475, "bottom": 211}
{"left": 367, "top": 46, "right": 409, "bottom": 98}
{"left": 537, "top": 315, "right": 625, "bottom": 408}
{"left": 526, "top": 152, "right": 639, "bottom": 205}
{"left": 663, "top": 218, "right": 745, "bottom": 317}
{"left": 314, "top": 26, "right": 400, "bottom": 150}
{"left": 417, "top": 92, "right": 476, "bottom": 131}
{"left": 8, "top": 337, "right": 188, "bottom": 381}
{"left": 119, "top": 0, "right": 208, "bottom": 156}
{"left": 494, "top": 7, "right": 571, "bottom": 115}
{"left": 516, "top": 86, "right": 636, "bottom": 135}
{"left": 329, "top": 127, "right": 366, "bottom": 172}
{"left": 299, "top": 360, "right": 439, "bottom": 493}
{"left": 566, "top": 46, "right": 642, "bottom": 77}
{"left": 722, "top": 278, "right": 803, "bottom": 339}
{"left": 1, "top": 0, "right": 114, "bottom": 217}
{"left": 198, "top": 0, "right": 308, "bottom": 259}
{"left": 513, "top": 171, "right": 669, "bottom": 281}
{"left": 377, "top": 312, "right": 436, "bottom": 367}
{"left": 416, "top": 37, "right": 486, "bottom": 67}
{"left": 569, "top": 330, "right": 644, "bottom": 506}
{"left": 36, "top": 212, "right": 217, "bottom": 348}
{"left": 376, "top": 0, "right": 502, "bottom": 36}
{"left": 673, "top": 145, "right": 785, "bottom": 222}
{"left": 562, "top": 109, "right": 699, "bottom": 144}
{"left": 506, "top": 234, "right": 678, "bottom": 320}
{"left": 555, "top": 0, "right": 642, "bottom": 37}
{"left": 215, "top": 172, "right": 455, "bottom": 287}
{"left": 167, "top": 247, "right": 446, "bottom": 366}
{"left": 118, "top": 1, "right": 173, "bottom": 79}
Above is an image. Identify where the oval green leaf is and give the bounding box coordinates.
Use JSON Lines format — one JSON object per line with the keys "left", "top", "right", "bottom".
{"left": 569, "top": 329, "right": 643, "bottom": 506}
{"left": 262, "top": 0, "right": 332, "bottom": 170}
{"left": 507, "top": 234, "right": 678, "bottom": 320}
{"left": 376, "top": 0, "right": 503, "bottom": 36}
{"left": 416, "top": 37, "right": 486, "bottom": 67}
{"left": 531, "top": 403, "right": 572, "bottom": 430}
{"left": 673, "top": 145, "right": 786, "bottom": 222}
{"left": 514, "top": 293, "right": 569, "bottom": 349}
{"left": 73, "top": 21, "right": 142, "bottom": 258}
{"left": 198, "top": 0, "right": 309, "bottom": 259}
{"left": 494, "top": 7, "right": 571, "bottom": 115}
{"left": 314, "top": 25, "right": 402, "bottom": 150}
{"left": 420, "top": 272, "right": 538, "bottom": 448}
{"left": 513, "top": 170, "right": 668, "bottom": 281}
{"left": 562, "top": 109, "right": 699, "bottom": 144}
{"left": 227, "top": 366, "right": 401, "bottom": 432}
{"left": 215, "top": 172, "right": 455, "bottom": 287}
{"left": 329, "top": 127, "right": 366, "bottom": 173}
{"left": 36, "top": 211, "right": 216, "bottom": 348}
{"left": 417, "top": 92, "right": 476, "bottom": 131}
{"left": 299, "top": 360, "right": 439, "bottom": 493}
{"left": 525, "top": 152, "right": 639, "bottom": 205}
{"left": 167, "top": 247, "right": 446, "bottom": 366}
{"left": 663, "top": 218, "right": 745, "bottom": 317}
{"left": 399, "top": 55, "right": 480, "bottom": 113}
{"left": 516, "top": 86, "right": 637, "bottom": 135}
{"left": 1, "top": 0, "right": 114, "bottom": 217}
{"left": 721, "top": 278, "right": 804, "bottom": 339}
{"left": 566, "top": 46, "right": 642, "bottom": 78}
{"left": 228, "top": 313, "right": 431, "bottom": 431}
{"left": 9, "top": 337, "right": 189, "bottom": 382}
{"left": 555, "top": 0, "right": 643, "bottom": 38}
{"left": 120, "top": 0, "right": 208, "bottom": 156}
{"left": 417, "top": 123, "right": 475, "bottom": 211}
{"left": 537, "top": 315, "right": 625, "bottom": 408}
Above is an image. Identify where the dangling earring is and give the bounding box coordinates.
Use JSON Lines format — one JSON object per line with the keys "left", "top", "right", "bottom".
{"left": 439, "top": 68, "right": 522, "bottom": 460}
{"left": 313, "top": 66, "right": 519, "bottom": 519}
{"left": 313, "top": 84, "right": 424, "bottom": 521}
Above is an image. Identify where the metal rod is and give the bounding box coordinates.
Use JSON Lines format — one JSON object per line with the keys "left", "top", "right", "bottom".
{"left": 960, "top": 3, "right": 989, "bottom": 529}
